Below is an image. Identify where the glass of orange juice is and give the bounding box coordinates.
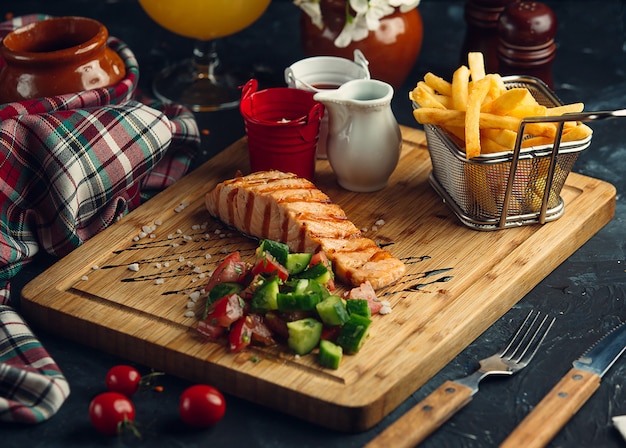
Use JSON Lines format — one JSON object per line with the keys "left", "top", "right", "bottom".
{"left": 138, "top": 0, "right": 271, "bottom": 111}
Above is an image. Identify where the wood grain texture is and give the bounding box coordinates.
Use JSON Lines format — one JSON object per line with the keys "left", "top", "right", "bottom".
{"left": 499, "top": 368, "right": 601, "bottom": 448}
{"left": 20, "top": 126, "right": 616, "bottom": 432}
{"left": 365, "top": 380, "right": 474, "bottom": 448}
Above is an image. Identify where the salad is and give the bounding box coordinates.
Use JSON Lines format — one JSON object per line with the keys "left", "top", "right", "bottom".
{"left": 196, "top": 239, "right": 386, "bottom": 369}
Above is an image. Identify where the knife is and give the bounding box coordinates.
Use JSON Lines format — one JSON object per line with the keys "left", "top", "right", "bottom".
{"left": 500, "top": 321, "right": 626, "bottom": 448}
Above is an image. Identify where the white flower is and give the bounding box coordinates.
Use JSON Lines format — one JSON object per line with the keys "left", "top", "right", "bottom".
{"left": 296, "top": 0, "right": 421, "bottom": 47}
{"left": 294, "top": 0, "right": 323, "bottom": 29}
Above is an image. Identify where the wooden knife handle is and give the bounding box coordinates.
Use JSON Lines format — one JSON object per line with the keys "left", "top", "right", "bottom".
{"left": 500, "top": 367, "right": 601, "bottom": 448}
{"left": 365, "top": 380, "right": 473, "bottom": 448}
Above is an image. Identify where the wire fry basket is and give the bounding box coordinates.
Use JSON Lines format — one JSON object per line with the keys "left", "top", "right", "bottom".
{"left": 422, "top": 75, "right": 593, "bottom": 230}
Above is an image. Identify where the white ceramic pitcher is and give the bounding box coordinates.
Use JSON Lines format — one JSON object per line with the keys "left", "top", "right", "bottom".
{"left": 313, "top": 79, "right": 401, "bottom": 192}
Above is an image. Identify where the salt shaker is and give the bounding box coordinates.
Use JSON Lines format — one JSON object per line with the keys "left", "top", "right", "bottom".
{"left": 497, "top": 1, "right": 557, "bottom": 88}
{"left": 461, "top": 0, "right": 519, "bottom": 73}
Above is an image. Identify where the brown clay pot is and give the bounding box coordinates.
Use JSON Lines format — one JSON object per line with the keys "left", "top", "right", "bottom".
{"left": 300, "top": 0, "right": 423, "bottom": 90}
{"left": 0, "top": 16, "right": 126, "bottom": 103}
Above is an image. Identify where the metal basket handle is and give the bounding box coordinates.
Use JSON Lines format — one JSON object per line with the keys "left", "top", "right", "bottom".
{"left": 501, "top": 109, "right": 626, "bottom": 227}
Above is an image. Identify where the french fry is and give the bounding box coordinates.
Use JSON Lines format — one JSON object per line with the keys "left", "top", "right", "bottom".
{"left": 562, "top": 123, "right": 592, "bottom": 141}
{"left": 452, "top": 65, "right": 470, "bottom": 111}
{"left": 423, "top": 72, "right": 452, "bottom": 96}
{"left": 482, "top": 128, "right": 518, "bottom": 149}
{"left": 465, "top": 77, "right": 492, "bottom": 158}
{"left": 409, "top": 82, "right": 449, "bottom": 109}
{"left": 545, "top": 103, "right": 584, "bottom": 115}
{"left": 481, "top": 137, "right": 511, "bottom": 154}
{"left": 468, "top": 51, "right": 486, "bottom": 82}
{"left": 483, "top": 88, "right": 535, "bottom": 114}
{"left": 411, "top": 51, "right": 592, "bottom": 158}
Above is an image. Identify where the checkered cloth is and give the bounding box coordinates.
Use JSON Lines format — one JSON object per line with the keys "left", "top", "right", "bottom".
{"left": 0, "top": 305, "right": 70, "bottom": 423}
{"left": 0, "top": 15, "right": 201, "bottom": 304}
{"left": 0, "top": 15, "right": 201, "bottom": 423}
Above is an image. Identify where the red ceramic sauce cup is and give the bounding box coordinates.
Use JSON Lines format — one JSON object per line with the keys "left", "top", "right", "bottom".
{"left": 240, "top": 79, "right": 324, "bottom": 181}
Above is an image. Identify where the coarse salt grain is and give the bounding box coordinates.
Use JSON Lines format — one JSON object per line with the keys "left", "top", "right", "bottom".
{"left": 379, "top": 306, "right": 392, "bottom": 315}
{"left": 193, "top": 267, "right": 203, "bottom": 274}
{"left": 155, "top": 263, "right": 162, "bottom": 268}
{"left": 184, "top": 311, "right": 195, "bottom": 318}
{"left": 155, "top": 279, "right": 164, "bottom": 285}
{"left": 138, "top": 231, "right": 148, "bottom": 239}
{"left": 81, "top": 275, "right": 89, "bottom": 281}
{"left": 178, "top": 256, "right": 185, "bottom": 262}
{"left": 92, "top": 265, "right": 99, "bottom": 270}
{"left": 154, "top": 219, "right": 163, "bottom": 226}
{"left": 205, "top": 254, "right": 212, "bottom": 259}
{"left": 128, "top": 263, "right": 139, "bottom": 272}
{"left": 375, "top": 219, "right": 386, "bottom": 226}
{"left": 189, "top": 291, "right": 201, "bottom": 301}
{"left": 186, "top": 301, "right": 195, "bottom": 308}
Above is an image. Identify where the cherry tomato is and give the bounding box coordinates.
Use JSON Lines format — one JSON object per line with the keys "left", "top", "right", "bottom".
{"left": 89, "top": 392, "right": 136, "bottom": 436}
{"left": 105, "top": 365, "right": 141, "bottom": 397}
{"left": 179, "top": 384, "right": 226, "bottom": 428}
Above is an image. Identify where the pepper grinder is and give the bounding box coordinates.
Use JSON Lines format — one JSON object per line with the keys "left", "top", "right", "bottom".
{"left": 497, "top": 1, "right": 557, "bottom": 88}
{"left": 461, "top": 0, "right": 519, "bottom": 73}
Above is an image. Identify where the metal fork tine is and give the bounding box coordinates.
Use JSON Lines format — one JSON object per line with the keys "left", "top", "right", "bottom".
{"left": 500, "top": 311, "right": 554, "bottom": 364}
{"left": 514, "top": 314, "right": 555, "bottom": 365}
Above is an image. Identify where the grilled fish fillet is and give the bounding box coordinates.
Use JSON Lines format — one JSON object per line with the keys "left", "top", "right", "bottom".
{"left": 205, "top": 170, "right": 405, "bottom": 289}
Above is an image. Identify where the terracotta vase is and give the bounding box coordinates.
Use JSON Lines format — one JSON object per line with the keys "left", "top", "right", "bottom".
{"left": 0, "top": 16, "right": 126, "bottom": 103}
{"left": 300, "top": 0, "right": 423, "bottom": 90}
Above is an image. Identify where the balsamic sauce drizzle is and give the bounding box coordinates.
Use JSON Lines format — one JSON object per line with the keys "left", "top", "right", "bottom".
{"left": 96, "top": 216, "right": 454, "bottom": 300}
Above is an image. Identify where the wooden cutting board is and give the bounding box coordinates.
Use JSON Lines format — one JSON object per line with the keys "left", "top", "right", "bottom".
{"left": 21, "top": 126, "right": 616, "bottom": 432}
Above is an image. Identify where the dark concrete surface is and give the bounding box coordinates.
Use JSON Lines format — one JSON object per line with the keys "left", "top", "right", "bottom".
{"left": 1, "top": 1, "right": 625, "bottom": 446}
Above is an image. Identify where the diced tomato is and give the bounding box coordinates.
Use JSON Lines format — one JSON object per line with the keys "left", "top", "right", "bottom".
{"left": 321, "top": 326, "right": 341, "bottom": 342}
{"left": 229, "top": 317, "right": 252, "bottom": 352}
{"left": 197, "top": 320, "right": 226, "bottom": 339}
{"left": 309, "top": 251, "right": 335, "bottom": 290}
{"left": 205, "top": 252, "right": 248, "bottom": 291}
{"left": 205, "top": 293, "right": 245, "bottom": 327}
{"left": 246, "top": 314, "right": 275, "bottom": 347}
{"left": 344, "top": 281, "right": 382, "bottom": 314}
{"left": 263, "top": 311, "right": 289, "bottom": 340}
{"left": 239, "top": 273, "right": 266, "bottom": 300}
{"left": 251, "top": 252, "right": 289, "bottom": 282}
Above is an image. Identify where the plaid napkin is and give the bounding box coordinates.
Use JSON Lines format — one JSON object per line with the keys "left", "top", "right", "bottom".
{"left": 0, "top": 305, "right": 70, "bottom": 423}
{"left": 0, "top": 15, "right": 201, "bottom": 422}
{"left": 0, "top": 15, "right": 201, "bottom": 304}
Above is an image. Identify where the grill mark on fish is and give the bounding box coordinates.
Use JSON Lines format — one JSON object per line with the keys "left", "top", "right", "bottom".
{"left": 205, "top": 171, "right": 406, "bottom": 289}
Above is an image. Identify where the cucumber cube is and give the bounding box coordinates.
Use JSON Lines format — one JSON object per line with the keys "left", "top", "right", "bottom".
{"left": 337, "top": 314, "right": 372, "bottom": 354}
{"left": 319, "top": 340, "right": 343, "bottom": 369}
{"left": 316, "top": 295, "right": 349, "bottom": 326}
{"left": 346, "top": 299, "right": 371, "bottom": 317}
{"left": 287, "top": 318, "right": 323, "bottom": 355}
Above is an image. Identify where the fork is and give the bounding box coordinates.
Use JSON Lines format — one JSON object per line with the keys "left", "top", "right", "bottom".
{"left": 365, "top": 310, "right": 555, "bottom": 448}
